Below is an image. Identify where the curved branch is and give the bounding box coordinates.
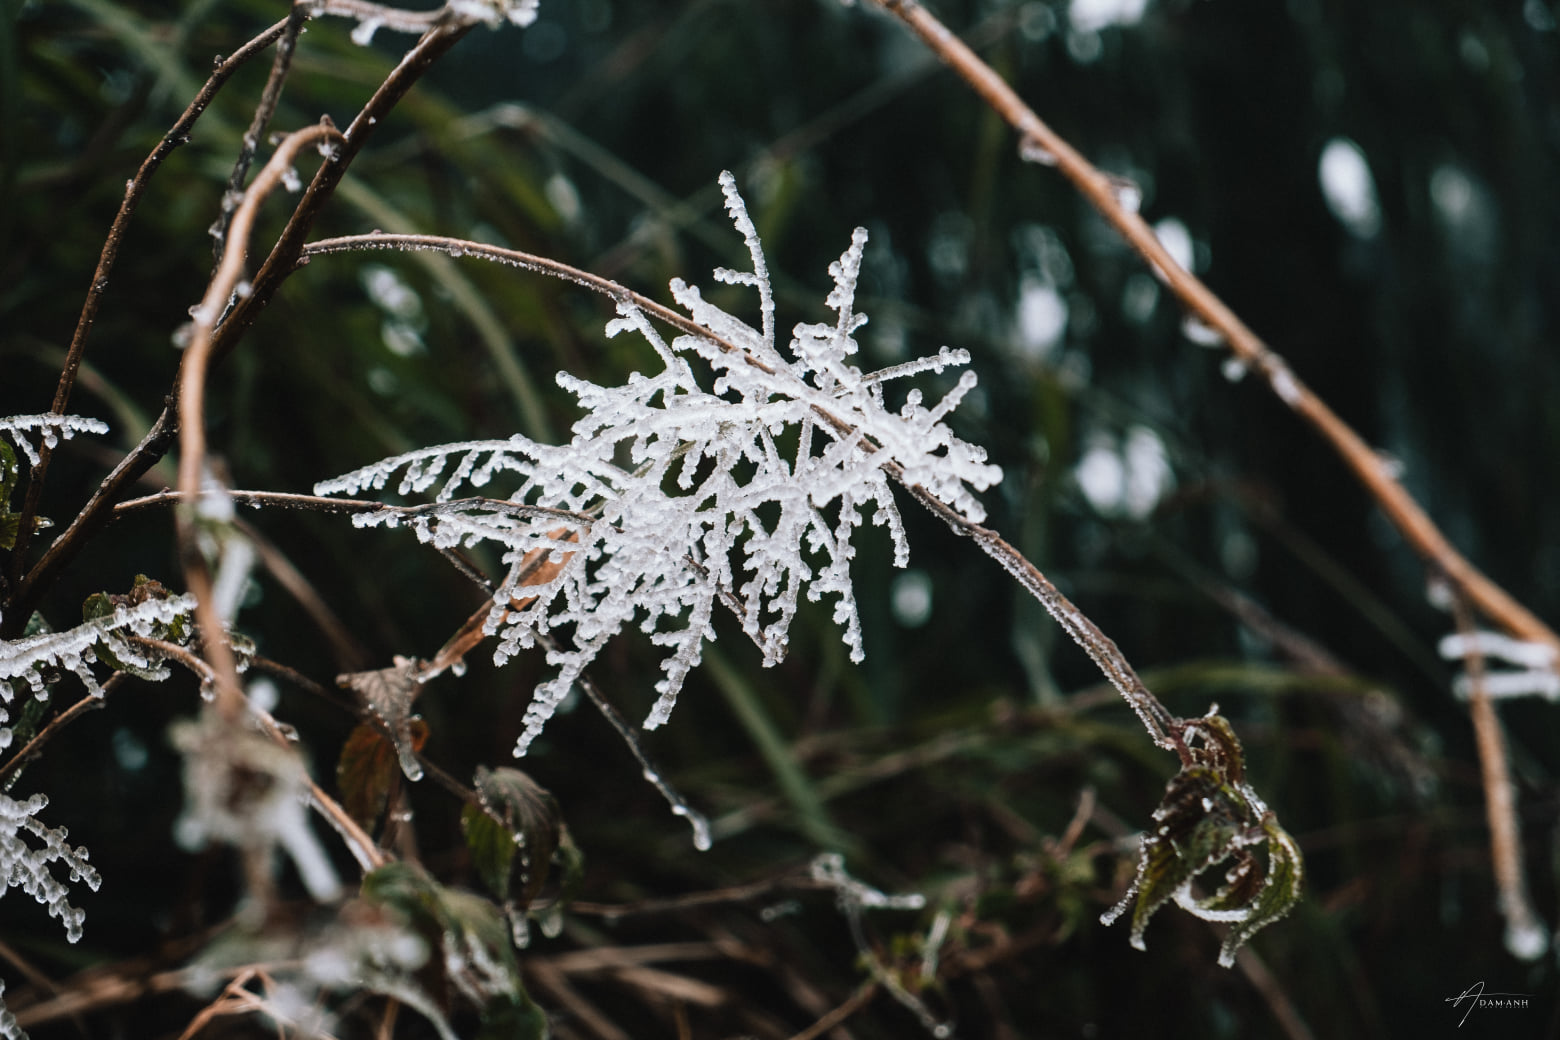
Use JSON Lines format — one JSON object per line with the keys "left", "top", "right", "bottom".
{"left": 299, "top": 231, "right": 1187, "bottom": 749}
{"left": 177, "top": 121, "right": 344, "bottom": 720}
{"left": 867, "top": 0, "right": 1559, "bottom": 656}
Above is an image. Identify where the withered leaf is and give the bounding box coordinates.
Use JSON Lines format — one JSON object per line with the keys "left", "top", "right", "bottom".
{"left": 338, "top": 655, "right": 426, "bottom": 781}
{"left": 338, "top": 718, "right": 430, "bottom": 830}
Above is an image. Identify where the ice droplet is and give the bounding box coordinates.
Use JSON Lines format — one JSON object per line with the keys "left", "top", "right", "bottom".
{"left": 350, "top": 19, "right": 383, "bottom": 46}
{"left": 1270, "top": 366, "right": 1303, "bottom": 407}
{"left": 1105, "top": 174, "right": 1142, "bottom": 214}
{"left": 280, "top": 166, "right": 302, "bottom": 193}
{"left": 1180, "top": 314, "right": 1225, "bottom": 348}
{"left": 1018, "top": 135, "right": 1058, "bottom": 167}
{"left": 1221, "top": 357, "right": 1248, "bottom": 382}
{"left": 510, "top": 910, "right": 531, "bottom": 949}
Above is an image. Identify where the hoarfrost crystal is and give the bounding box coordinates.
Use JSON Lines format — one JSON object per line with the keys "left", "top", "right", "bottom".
{"left": 319, "top": 172, "right": 1001, "bottom": 756}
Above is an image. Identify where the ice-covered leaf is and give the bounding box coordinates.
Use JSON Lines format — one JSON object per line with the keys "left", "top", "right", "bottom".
{"left": 1101, "top": 712, "right": 1304, "bottom": 967}
{"left": 460, "top": 765, "right": 564, "bottom": 911}
{"left": 361, "top": 862, "right": 532, "bottom": 1008}
{"left": 338, "top": 655, "right": 426, "bottom": 781}
{"left": 338, "top": 718, "right": 429, "bottom": 829}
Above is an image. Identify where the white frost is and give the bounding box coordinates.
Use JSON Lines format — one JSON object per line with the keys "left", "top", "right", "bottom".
{"left": 320, "top": 174, "right": 1001, "bottom": 755}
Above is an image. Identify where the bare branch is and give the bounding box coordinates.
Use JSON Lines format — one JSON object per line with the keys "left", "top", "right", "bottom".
{"left": 2, "top": 18, "right": 289, "bottom": 610}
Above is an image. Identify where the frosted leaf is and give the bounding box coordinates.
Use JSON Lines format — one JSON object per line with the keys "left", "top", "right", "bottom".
{"left": 319, "top": 174, "right": 1001, "bottom": 757}
{"left": 338, "top": 656, "right": 426, "bottom": 781}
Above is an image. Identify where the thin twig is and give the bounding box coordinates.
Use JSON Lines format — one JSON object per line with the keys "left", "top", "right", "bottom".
{"left": 1449, "top": 593, "right": 1547, "bottom": 960}
{"left": 0, "top": 673, "right": 125, "bottom": 785}
{"left": 301, "top": 233, "right": 724, "bottom": 352}
{"left": 2, "top": 19, "right": 289, "bottom": 612}
{"left": 10, "top": 19, "right": 478, "bottom": 630}
{"left": 135, "top": 636, "right": 387, "bottom": 872}
{"left": 209, "top": 2, "right": 313, "bottom": 262}
{"left": 1231, "top": 947, "right": 1318, "bottom": 1040}
{"left": 786, "top": 984, "right": 878, "bottom": 1040}
{"left": 208, "top": 20, "right": 476, "bottom": 360}
{"left": 865, "top": 0, "right": 1559, "bottom": 657}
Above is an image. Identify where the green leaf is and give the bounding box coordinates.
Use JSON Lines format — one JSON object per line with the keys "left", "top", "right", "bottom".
{"left": 477, "top": 992, "right": 550, "bottom": 1040}
{"left": 1214, "top": 814, "right": 1305, "bottom": 968}
{"left": 462, "top": 799, "right": 517, "bottom": 904}
{"left": 465, "top": 765, "right": 564, "bottom": 911}
{"left": 1105, "top": 714, "right": 1304, "bottom": 967}
{"left": 0, "top": 440, "right": 17, "bottom": 504}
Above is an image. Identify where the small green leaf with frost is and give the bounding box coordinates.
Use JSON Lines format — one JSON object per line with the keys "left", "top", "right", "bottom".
{"left": 1102, "top": 712, "right": 1304, "bottom": 967}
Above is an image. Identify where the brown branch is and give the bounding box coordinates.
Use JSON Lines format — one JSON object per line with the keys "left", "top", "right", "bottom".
{"left": 2, "top": 19, "right": 289, "bottom": 610}
{"left": 865, "top": 0, "right": 1559, "bottom": 656}
{"left": 177, "top": 121, "right": 344, "bottom": 720}
{"left": 0, "top": 674, "right": 124, "bottom": 786}
{"left": 209, "top": 3, "right": 313, "bottom": 262}
{"left": 1449, "top": 594, "right": 1547, "bottom": 960}
{"left": 300, "top": 232, "right": 729, "bottom": 353}
{"left": 9, "top": 19, "right": 479, "bottom": 632}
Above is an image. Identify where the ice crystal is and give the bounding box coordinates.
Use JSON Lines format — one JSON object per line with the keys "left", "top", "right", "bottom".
{"left": 0, "top": 790, "right": 101, "bottom": 943}
{"left": 0, "top": 592, "right": 197, "bottom": 747}
{"left": 0, "top": 413, "right": 109, "bottom": 468}
{"left": 319, "top": 172, "right": 1001, "bottom": 755}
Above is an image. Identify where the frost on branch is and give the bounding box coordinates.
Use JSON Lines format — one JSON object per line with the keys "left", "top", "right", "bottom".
{"left": 0, "top": 413, "right": 109, "bottom": 555}
{"left": 0, "top": 413, "right": 109, "bottom": 469}
{"left": 0, "top": 587, "right": 197, "bottom": 749}
{"left": 0, "top": 789, "right": 101, "bottom": 943}
{"left": 318, "top": 172, "right": 1001, "bottom": 755}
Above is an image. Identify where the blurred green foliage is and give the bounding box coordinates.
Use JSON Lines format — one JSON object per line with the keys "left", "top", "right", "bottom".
{"left": 3, "top": 0, "right": 1560, "bottom": 1036}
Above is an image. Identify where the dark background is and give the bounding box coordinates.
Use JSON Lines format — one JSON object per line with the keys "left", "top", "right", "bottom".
{"left": 4, "top": 0, "right": 1560, "bottom": 1035}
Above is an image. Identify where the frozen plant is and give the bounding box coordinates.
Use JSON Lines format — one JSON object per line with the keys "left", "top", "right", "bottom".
{"left": 319, "top": 172, "right": 1001, "bottom": 756}
{"left": 0, "top": 414, "right": 109, "bottom": 470}
{"left": 0, "top": 590, "right": 198, "bottom": 747}
{"left": 0, "top": 790, "right": 101, "bottom": 944}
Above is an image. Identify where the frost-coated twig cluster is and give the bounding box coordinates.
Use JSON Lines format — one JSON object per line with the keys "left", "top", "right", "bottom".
{"left": 0, "top": 790, "right": 101, "bottom": 944}
{"left": 319, "top": 173, "right": 1001, "bottom": 756}
{"left": 0, "top": 592, "right": 195, "bottom": 981}
{"left": 0, "top": 414, "right": 109, "bottom": 470}
{"left": 0, "top": 593, "right": 197, "bottom": 744}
